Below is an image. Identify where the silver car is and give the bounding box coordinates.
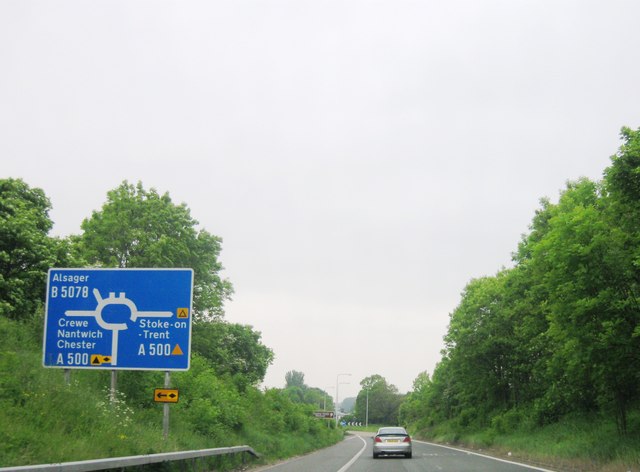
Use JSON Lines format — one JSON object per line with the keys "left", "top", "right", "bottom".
{"left": 372, "top": 426, "right": 412, "bottom": 458}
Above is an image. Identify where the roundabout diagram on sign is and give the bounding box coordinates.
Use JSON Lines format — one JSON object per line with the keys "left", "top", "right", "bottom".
{"left": 65, "top": 288, "right": 174, "bottom": 366}
{"left": 44, "top": 268, "right": 193, "bottom": 371}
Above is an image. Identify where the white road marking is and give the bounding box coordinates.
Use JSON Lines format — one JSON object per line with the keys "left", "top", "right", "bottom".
{"left": 336, "top": 435, "right": 367, "bottom": 472}
{"left": 412, "top": 439, "right": 557, "bottom": 471}
{"left": 251, "top": 435, "right": 366, "bottom": 471}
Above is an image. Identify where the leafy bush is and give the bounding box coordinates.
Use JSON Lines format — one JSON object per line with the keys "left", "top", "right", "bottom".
{"left": 491, "top": 409, "right": 527, "bottom": 435}
{"left": 0, "top": 318, "right": 342, "bottom": 468}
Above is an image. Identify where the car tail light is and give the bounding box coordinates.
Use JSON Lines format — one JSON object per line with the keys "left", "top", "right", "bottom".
{"left": 374, "top": 436, "right": 382, "bottom": 443}
{"left": 403, "top": 436, "right": 411, "bottom": 443}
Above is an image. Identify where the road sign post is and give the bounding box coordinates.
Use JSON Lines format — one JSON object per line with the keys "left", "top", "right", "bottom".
{"left": 43, "top": 268, "right": 193, "bottom": 440}
{"left": 163, "top": 371, "right": 170, "bottom": 440}
{"left": 43, "top": 268, "right": 194, "bottom": 371}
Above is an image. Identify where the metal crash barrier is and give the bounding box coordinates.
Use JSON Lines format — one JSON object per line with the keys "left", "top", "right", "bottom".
{"left": 0, "top": 445, "right": 261, "bottom": 472}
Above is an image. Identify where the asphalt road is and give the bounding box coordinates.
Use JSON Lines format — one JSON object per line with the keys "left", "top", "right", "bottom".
{"left": 252, "top": 432, "right": 556, "bottom": 472}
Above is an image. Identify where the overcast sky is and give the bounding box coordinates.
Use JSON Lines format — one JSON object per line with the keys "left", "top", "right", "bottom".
{"left": 2, "top": 1, "right": 640, "bottom": 400}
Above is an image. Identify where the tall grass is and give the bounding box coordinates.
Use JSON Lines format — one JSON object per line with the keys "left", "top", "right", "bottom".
{"left": 495, "top": 413, "right": 640, "bottom": 468}
{"left": 0, "top": 317, "right": 342, "bottom": 469}
{"left": 411, "top": 409, "right": 640, "bottom": 471}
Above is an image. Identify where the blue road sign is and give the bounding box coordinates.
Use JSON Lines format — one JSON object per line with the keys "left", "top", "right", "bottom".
{"left": 43, "top": 268, "right": 193, "bottom": 371}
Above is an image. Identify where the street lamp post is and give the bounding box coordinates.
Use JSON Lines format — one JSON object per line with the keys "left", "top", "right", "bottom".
{"left": 335, "top": 373, "right": 351, "bottom": 426}
{"left": 365, "top": 388, "right": 369, "bottom": 427}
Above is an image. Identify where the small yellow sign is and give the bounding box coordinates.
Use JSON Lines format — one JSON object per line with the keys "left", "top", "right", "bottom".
{"left": 172, "top": 344, "right": 183, "bottom": 356}
{"left": 154, "top": 388, "right": 179, "bottom": 403}
{"left": 177, "top": 308, "right": 189, "bottom": 319}
{"left": 90, "top": 354, "right": 112, "bottom": 365}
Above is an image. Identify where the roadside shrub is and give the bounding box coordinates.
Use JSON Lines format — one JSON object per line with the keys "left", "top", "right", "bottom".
{"left": 491, "top": 409, "right": 526, "bottom": 435}
{"left": 0, "top": 318, "right": 343, "bottom": 468}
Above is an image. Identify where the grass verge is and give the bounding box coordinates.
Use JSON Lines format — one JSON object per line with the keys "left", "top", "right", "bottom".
{"left": 413, "top": 412, "right": 640, "bottom": 472}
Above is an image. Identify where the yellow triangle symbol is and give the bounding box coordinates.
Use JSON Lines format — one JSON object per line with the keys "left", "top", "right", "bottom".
{"left": 172, "top": 344, "right": 183, "bottom": 355}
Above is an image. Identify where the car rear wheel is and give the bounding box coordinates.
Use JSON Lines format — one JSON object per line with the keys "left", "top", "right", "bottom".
{"left": 405, "top": 452, "right": 412, "bottom": 458}
{"left": 373, "top": 452, "right": 379, "bottom": 459}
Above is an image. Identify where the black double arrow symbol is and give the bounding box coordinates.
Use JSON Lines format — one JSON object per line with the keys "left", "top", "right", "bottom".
{"left": 157, "top": 392, "right": 177, "bottom": 399}
{"left": 154, "top": 389, "right": 179, "bottom": 403}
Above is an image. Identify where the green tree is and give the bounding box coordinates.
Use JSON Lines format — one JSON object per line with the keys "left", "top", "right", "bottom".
{"left": 525, "top": 175, "right": 640, "bottom": 432}
{"left": 579, "top": 127, "right": 640, "bottom": 433}
{"left": 283, "top": 385, "right": 305, "bottom": 403}
{"left": 399, "top": 371, "right": 431, "bottom": 427}
{"left": 285, "top": 370, "right": 306, "bottom": 389}
{"left": 443, "top": 273, "right": 516, "bottom": 422}
{"left": 78, "top": 181, "right": 233, "bottom": 321}
{"left": 281, "top": 372, "right": 334, "bottom": 410}
{"left": 191, "top": 321, "right": 273, "bottom": 389}
{"left": 524, "top": 180, "right": 603, "bottom": 416}
{"left": 0, "top": 179, "right": 55, "bottom": 320}
{"left": 403, "top": 128, "right": 640, "bottom": 438}
{"left": 355, "top": 375, "right": 402, "bottom": 425}
{"left": 304, "top": 387, "right": 334, "bottom": 411}
{"left": 501, "top": 265, "right": 551, "bottom": 410}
